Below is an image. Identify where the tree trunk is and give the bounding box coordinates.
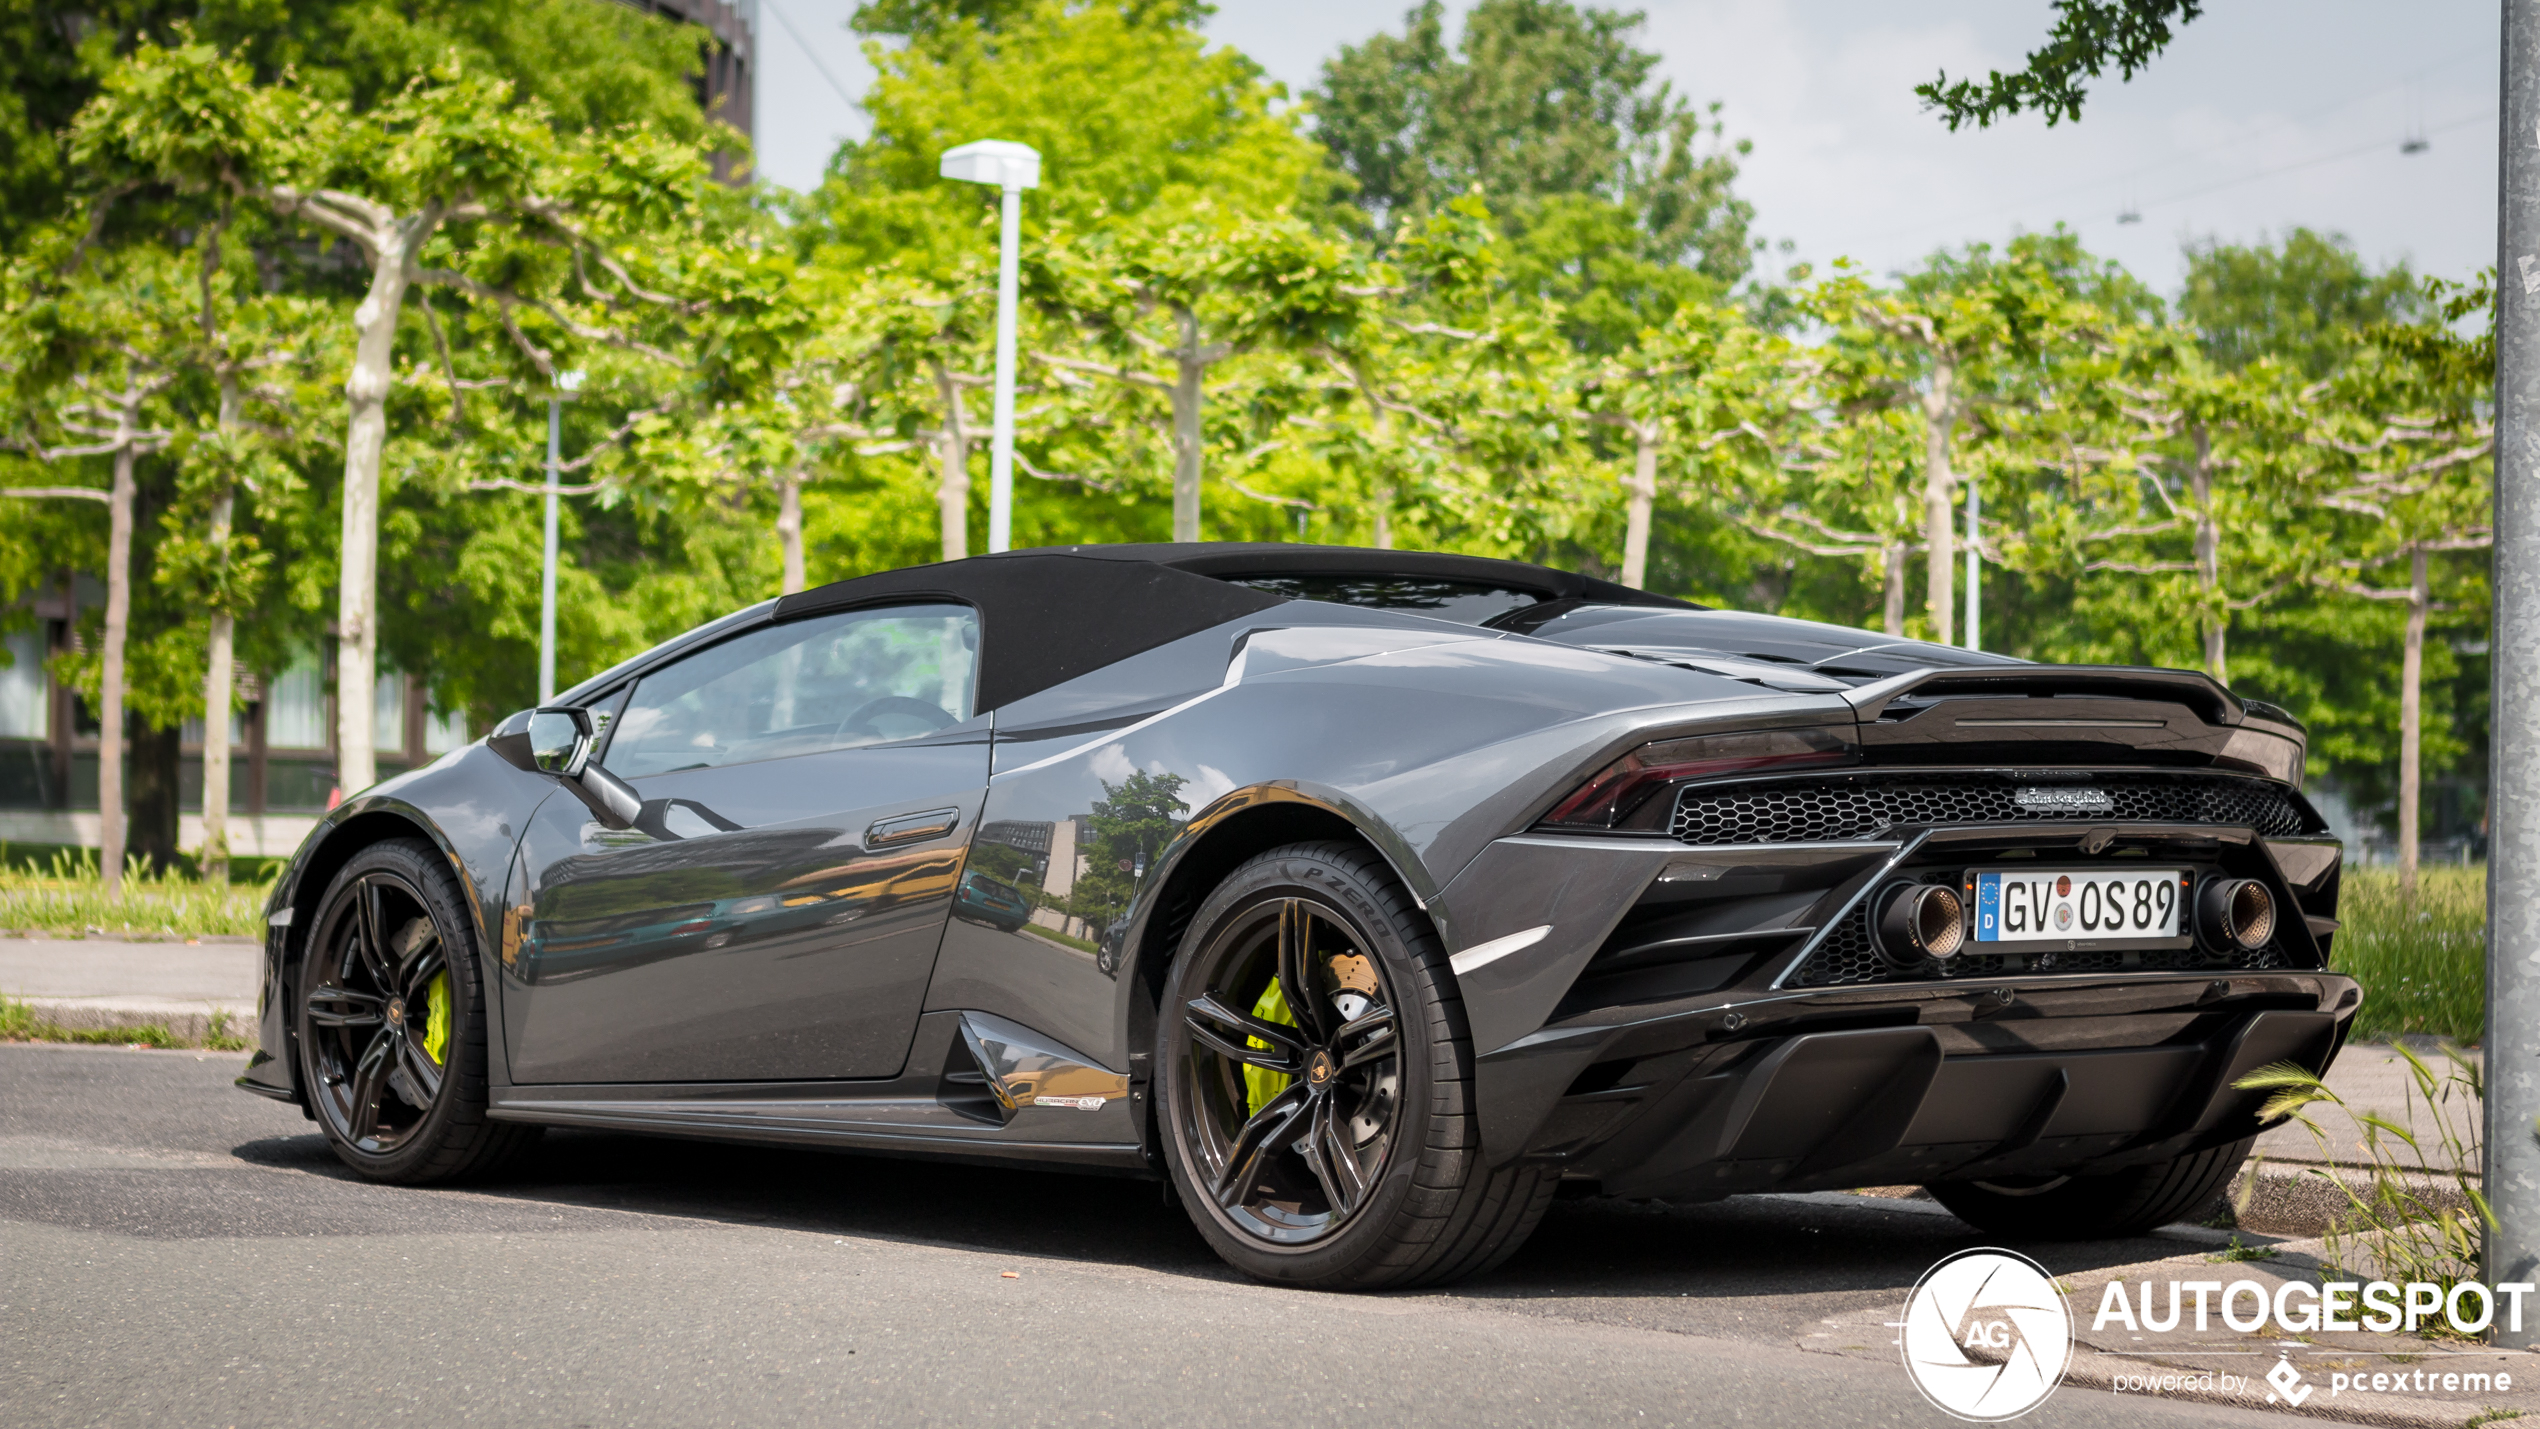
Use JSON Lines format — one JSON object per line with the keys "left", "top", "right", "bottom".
{"left": 99, "top": 441, "right": 135, "bottom": 895}
{"left": 1372, "top": 493, "right": 1393, "bottom": 550}
{"left": 1621, "top": 421, "right": 1659, "bottom": 589}
{"left": 1882, "top": 540, "right": 1908, "bottom": 637}
{"left": 202, "top": 370, "right": 238, "bottom": 881}
{"left": 775, "top": 468, "right": 805, "bottom": 595}
{"left": 126, "top": 716, "right": 181, "bottom": 874}
{"left": 1171, "top": 306, "right": 1203, "bottom": 543}
{"left": 2399, "top": 546, "right": 2428, "bottom": 898}
{"left": 933, "top": 361, "right": 970, "bottom": 562}
{"left": 1921, "top": 362, "right": 1958, "bottom": 646}
{"left": 2190, "top": 425, "right": 2227, "bottom": 684}
{"left": 335, "top": 208, "right": 437, "bottom": 800}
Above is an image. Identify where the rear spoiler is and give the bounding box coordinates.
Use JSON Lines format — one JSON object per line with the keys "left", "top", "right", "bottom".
{"left": 1844, "top": 666, "right": 2255, "bottom": 728}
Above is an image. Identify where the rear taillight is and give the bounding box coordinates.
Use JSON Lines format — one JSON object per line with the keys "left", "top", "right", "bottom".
{"left": 1542, "top": 727, "right": 1852, "bottom": 829}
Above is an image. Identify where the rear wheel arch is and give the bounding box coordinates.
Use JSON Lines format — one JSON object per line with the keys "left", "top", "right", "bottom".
{"left": 1126, "top": 794, "right": 1438, "bottom": 1017}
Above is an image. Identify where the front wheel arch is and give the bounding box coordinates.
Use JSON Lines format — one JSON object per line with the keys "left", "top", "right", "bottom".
{"left": 269, "top": 808, "right": 476, "bottom": 1106}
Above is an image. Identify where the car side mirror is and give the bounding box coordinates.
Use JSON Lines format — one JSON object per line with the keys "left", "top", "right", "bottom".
{"left": 490, "top": 706, "right": 641, "bottom": 831}
{"left": 528, "top": 708, "right": 592, "bottom": 776}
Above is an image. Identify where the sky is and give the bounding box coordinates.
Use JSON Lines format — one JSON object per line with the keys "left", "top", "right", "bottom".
{"left": 747, "top": 0, "right": 2502, "bottom": 295}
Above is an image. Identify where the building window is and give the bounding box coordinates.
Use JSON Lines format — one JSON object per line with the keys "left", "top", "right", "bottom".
{"left": 375, "top": 671, "right": 405, "bottom": 756}
{"left": 266, "top": 655, "right": 327, "bottom": 749}
{"left": 0, "top": 629, "right": 46, "bottom": 740}
{"left": 422, "top": 704, "right": 470, "bottom": 755}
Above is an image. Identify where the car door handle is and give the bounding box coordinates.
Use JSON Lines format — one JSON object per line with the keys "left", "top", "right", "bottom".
{"left": 867, "top": 808, "right": 962, "bottom": 847}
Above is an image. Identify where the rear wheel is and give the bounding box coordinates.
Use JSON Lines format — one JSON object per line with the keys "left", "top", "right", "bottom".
{"left": 1156, "top": 841, "right": 1553, "bottom": 1290}
{"left": 1926, "top": 1136, "right": 2254, "bottom": 1239}
{"left": 295, "top": 839, "right": 539, "bottom": 1183}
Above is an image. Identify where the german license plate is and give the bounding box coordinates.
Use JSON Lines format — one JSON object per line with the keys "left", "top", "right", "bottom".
{"left": 1969, "top": 869, "right": 2189, "bottom": 943}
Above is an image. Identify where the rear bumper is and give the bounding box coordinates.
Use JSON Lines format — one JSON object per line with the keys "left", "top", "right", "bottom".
{"left": 1476, "top": 969, "right": 2355, "bottom": 1193}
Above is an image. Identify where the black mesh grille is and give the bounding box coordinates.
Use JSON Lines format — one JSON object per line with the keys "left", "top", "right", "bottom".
{"left": 1788, "top": 901, "right": 2293, "bottom": 988}
{"left": 1673, "top": 773, "right": 2308, "bottom": 846}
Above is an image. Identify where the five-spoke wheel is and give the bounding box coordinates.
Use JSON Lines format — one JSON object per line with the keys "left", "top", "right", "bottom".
{"left": 295, "top": 839, "right": 538, "bottom": 1182}
{"left": 1157, "top": 841, "right": 1557, "bottom": 1290}
{"left": 1178, "top": 896, "right": 1403, "bottom": 1241}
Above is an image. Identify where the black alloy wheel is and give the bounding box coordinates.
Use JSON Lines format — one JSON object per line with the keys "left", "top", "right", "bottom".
{"left": 1178, "top": 894, "right": 1403, "bottom": 1242}
{"left": 1157, "top": 842, "right": 1556, "bottom": 1290}
{"left": 295, "top": 839, "right": 537, "bottom": 1183}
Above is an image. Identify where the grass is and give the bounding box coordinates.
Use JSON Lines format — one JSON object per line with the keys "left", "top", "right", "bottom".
{"left": 0, "top": 994, "right": 252, "bottom": 1051}
{"left": 2238, "top": 1041, "right": 2489, "bottom": 1315}
{"left": 0, "top": 844, "right": 276, "bottom": 939}
{"left": 2332, "top": 865, "right": 2486, "bottom": 1045}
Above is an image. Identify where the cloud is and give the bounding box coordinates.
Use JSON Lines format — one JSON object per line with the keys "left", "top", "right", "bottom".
{"left": 1089, "top": 744, "right": 1136, "bottom": 784}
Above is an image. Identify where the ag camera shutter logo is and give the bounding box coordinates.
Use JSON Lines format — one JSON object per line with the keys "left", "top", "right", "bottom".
{"left": 1901, "top": 1248, "right": 2072, "bottom": 1421}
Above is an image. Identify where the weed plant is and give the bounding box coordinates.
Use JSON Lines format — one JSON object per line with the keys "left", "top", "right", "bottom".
{"left": 0, "top": 846, "right": 275, "bottom": 938}
{"left": 2333, "top": 866, "right": 2486, "bottom": 1044}
{"left": 2236, "top": 1043, "right": 2489, "bottom": 1306}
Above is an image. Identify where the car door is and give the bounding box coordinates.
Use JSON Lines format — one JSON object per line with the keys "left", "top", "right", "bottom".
{"left": 504, "top": 603, "right": 989, "bottom": 1084}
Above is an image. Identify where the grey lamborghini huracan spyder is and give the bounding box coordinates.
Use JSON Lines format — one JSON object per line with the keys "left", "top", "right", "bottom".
{"left": 240, "top": 544, "right": 2352, "bottom": 1289}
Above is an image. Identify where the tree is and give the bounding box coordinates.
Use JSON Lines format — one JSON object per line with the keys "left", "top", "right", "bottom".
{"left": 1805, "top": 236, "right": 2124, "bottom": 646}
{"left": 1314, "top": 0, "right": 1750, "bottom": 274}
{"left": 1917, "top": 1, "right": 2204, "bottom": 130}
{"left": 1031, "top": 210, "right": 1372, "bottom": 540}
{"left": 1569, "top": 300, "right": 1783, "bottom": 587}
{"left": 0, "top": 0, "right": 717, "bottom": 249}
{"left": 74, "top": 40, "right": 738, "bottom": 795}
{"left": 2302, "top": 288, "right": 2493, "bottom": 894}
{"left": 810, "top": 0, "right": 1333, "bottom": 276}
{"left": 2179, "top": 229, "right": 2428, "bottom": 380}
{"left": 0, "top": 242, "right": 184, "bottom": 889}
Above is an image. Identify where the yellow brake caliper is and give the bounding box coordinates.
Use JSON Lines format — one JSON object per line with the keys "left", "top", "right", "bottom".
{"left": 1245, "top": 978, "right": 1296, "bottom": 1117}
{"left": 421, "top": 968, "right": 453, "bottom": 1066}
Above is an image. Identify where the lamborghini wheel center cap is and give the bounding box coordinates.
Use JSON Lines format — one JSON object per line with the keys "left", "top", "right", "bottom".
{"left": 1306, "top": 1050, "right": 1336, "bottom": 1086}
{"left": 386, "top": 998, "right": 405, "bottom": 1026}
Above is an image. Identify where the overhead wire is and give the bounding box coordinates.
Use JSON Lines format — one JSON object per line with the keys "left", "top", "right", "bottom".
{"left": 1854, "top": 41, "right": 2493, "bottom": 245}
{"left": 761, "top": 0, "right": 862, "bottom": 111}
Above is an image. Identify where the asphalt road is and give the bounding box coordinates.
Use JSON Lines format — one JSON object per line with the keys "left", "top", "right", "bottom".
{"left": 0, "top": 1043, "right": 2299, "bottom": 1428}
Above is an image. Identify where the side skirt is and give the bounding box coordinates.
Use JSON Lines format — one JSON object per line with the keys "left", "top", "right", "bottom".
{"left": 486, "top": 1009, "right": 1150, "bottom": 1174}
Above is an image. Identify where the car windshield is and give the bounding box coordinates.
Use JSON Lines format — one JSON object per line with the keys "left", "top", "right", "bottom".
{"left": 1224, "top": 575, "right": 1544, "bottom": 626}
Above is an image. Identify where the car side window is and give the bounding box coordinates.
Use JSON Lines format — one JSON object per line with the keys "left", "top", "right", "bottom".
{"left": 604, "top": 604, "right": 979, "bottom": 778}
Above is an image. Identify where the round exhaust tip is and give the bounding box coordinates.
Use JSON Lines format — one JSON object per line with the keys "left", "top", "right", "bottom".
{"left": 1878, "top": 883, "right": 1965, "bottom": 964}
{"left": 2197, "top": 877, "right": 2277, "bottom": 951}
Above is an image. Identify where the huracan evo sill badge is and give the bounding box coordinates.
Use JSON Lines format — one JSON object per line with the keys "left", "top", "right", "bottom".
{"left": 2013, "top": 786, "right": 2114, "bottom": 814}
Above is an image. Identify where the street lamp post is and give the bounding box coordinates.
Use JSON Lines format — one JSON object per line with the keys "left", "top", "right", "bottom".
{"left": 939, "top": 139, "right": 1041, "bottom": 555}
{"left": 539, "top": 369, "right": 583, "bottom": 704}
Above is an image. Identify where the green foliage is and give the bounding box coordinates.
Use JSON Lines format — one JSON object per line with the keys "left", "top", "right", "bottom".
{"left": 1918, "top": 0, "right": 2204, "bottom": 131}
{"left": 1314, "top": 1, "right": 1750, "bottom": 271}
{"left": 810, "top": 0, "right": 1333, "bottom": 275}
{"left": 2335, "top": 866, "right": 2486, "bottom": 1044}
{"left": 2180, "top": 228, "right": 2429, "bottom": 378}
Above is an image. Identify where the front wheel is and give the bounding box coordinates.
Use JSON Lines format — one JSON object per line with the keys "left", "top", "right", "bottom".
{"left": 1155, "top": 841, "right": 1553, "bottom": 1290}
{"left": 1926, "top": 1136, "right": 2254, "bottom": 1239}
{"left": 295, "top": 838, "right": 539, "bottom": 1183}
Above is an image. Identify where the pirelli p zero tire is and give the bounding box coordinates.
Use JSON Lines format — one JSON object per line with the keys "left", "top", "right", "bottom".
{"left": 1927, "top": 1135, "right": 2256, "bottom": 1240}
{"left": 1156, "top": 840, "right": 1554, "bottom": 1291}
{"left": 295, "top": 838, "right": 540, "bottom": 1184}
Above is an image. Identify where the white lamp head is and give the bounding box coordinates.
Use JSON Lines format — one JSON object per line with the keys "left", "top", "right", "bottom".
{"left": 556, "top": 369, "right": 586, "bottom": 394}
{"left": 939, "top": 139, "right": 1042, "bottom": 191}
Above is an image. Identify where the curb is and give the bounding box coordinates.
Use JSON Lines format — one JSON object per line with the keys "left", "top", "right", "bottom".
{"left": 8, "top": 997, "right": 257, "bottom": 1045}
{"left": 2231, "top": 1160, "right": 2478, "bottom": 1238}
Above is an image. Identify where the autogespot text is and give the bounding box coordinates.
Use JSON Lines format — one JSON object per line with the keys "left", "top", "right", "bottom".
{"left": 2092, "top": 1276, "right": 2536, "bottom": 1337}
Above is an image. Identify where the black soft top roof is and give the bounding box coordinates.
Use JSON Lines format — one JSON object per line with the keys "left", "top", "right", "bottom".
{"left": 769, "top": 543, "right": 1689, "bottom": 713}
